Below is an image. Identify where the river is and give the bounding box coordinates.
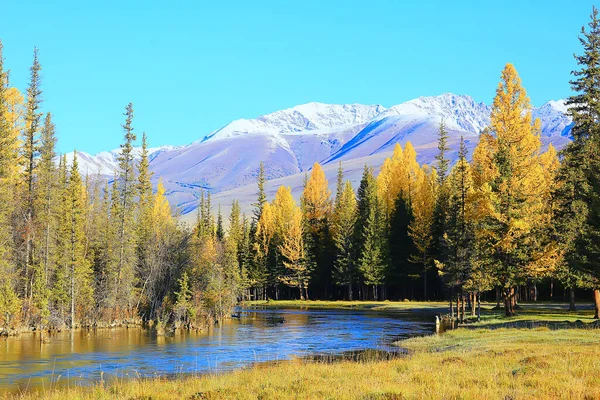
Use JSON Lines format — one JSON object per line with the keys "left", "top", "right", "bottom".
{"left": 0, "top": 307, "right": 434, "bottom": 392}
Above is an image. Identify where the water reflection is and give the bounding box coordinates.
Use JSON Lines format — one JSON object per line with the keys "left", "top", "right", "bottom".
{"left": 0, "top": 308, "right": 433, "bottom": 392}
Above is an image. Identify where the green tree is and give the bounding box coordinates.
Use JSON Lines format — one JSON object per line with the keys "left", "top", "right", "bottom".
{"left": 20, "top": 47, "right": 43, "bottom": 303}
{"left": 113, "top": 103, "right": 138, "bottom": 320}
{"left": 558, "top": 6, "right": 600, "bottom": 318}
{"left": 332, "top": 180, "right": 357, "bottom": 300}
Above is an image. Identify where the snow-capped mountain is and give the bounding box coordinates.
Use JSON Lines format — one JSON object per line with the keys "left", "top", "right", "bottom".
{"left": 65, "top": 93, "right": 572, "bottom": 217}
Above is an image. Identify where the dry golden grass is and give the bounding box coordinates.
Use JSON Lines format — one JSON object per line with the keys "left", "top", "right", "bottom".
{"left": 8, "top": 328, "right": 600, "bottom": 400}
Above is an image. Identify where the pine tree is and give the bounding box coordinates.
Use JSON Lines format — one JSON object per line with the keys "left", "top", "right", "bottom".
{"left": 358, "top": 186, "right": 385, "bottom": 300}
{"left": 557, "top": 6, "right": 600, "bottom": 318}
{"left": 216, "top": 205, "right": 224, "bottom": 241}
{"left": 65, "top": 153, "right": 93, "bottom": 327}
{"left": 439, "top": 137, "right": 481, "bottom": 302}
{"left": 36, "top": 113, "right": 58, "bottom": 287}
{"left": 431, "top": 120, "right": 451, "bottom": 286}
{"left": 332, "top": 180, "right": 357, "bottom": 300}
{"left": 20, "top": 47, "right": 43, "bottom": 302}
{"left": 252, "top": 161, "right": 267, "bottom": 223}
{"left": 113, "top": 103, "right": 138, "bottom": 319}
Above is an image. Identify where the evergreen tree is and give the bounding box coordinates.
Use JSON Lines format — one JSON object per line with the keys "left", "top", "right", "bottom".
{"left": 358, "top": 187, "right": 385, "bottom": 300}
{"left": 36, "top": 113, "right": 58, "bottom": 288}
{"left": 332, "top": 180, "right": 357, "bottom": 300}
{"left": 431, "top": 119, "right": 450, "bottom": 281}
{"left": 65, "top": 153, "right": 93, "bottom": 327}
{"left": 113, "top": 103, "right": 138, "bottom": 319}
{"left": 252, "top": 161, "right": 267, "bottom": 223}
{"left": 216, "top": 205, "right": 224, "bottom": 241}
{"left": 20, "top": 47, "right": 43, "bottom": 302}
{"left": 558, "top": 6, "right": 600, "bottom": 318}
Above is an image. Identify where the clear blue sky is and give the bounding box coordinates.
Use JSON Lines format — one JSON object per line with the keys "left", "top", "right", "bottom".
{"left": 0, "top": 0, "right": 595, "bottom": 154}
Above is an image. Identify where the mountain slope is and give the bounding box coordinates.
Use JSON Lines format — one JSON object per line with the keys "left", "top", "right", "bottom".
{"left": 65, "top": 93, "right": 572, "bottom": 216}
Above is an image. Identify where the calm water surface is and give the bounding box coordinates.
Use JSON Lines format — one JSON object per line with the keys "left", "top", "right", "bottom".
{"left": 0, "top": 307, "right": 434, "bottom": 391}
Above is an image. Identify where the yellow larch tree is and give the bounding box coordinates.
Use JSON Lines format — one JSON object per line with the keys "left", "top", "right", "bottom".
{"left": 408, "top": 164, "right": 437, "bottom": 298}
{"left": 274, "top": 186, "right": 310, "bottom": 299}
{"left": 472, "top": 63, "right": 554, "bottom": 316}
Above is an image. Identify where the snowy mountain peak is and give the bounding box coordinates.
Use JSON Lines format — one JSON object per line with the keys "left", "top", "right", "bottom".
{"left": 204, "top": 102, "right": 385, "bottom": 142}
{"left": 382, "top": 93, "right": 491, "bottom": 134}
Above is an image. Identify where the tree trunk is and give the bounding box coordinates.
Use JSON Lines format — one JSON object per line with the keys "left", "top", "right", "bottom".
{"left": 568, "top": 288, "right": 576, "bottom": 311}
{"left": 476, "top": 292, "right": 481, "bottom": 322}
{"left": 348, "top": 282, "right": 353, "bottom": 301}
{"left": 456, "top": 295, "right": 460, "bottom": 322}
{"left": 550, "top": 279, "right": 554, "bottom": 299}
{"left": 503, "top": 287, "right": 515, "bottom": 317}
{"left": 593, "top": 289, "right": 600, "bottom": 319}
{"left": 495, "top": 287, "right": 501, "bottom": 309}
{"left": 423, "top": 270, "right": 427, "bottom": 300}
{"left": 460, "top": 293, "right": 466, "bottom": 323}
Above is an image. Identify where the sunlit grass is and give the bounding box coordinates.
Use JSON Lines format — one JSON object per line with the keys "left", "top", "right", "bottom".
{"left": 9, "top": 328, "right": 600, "bottom": 399}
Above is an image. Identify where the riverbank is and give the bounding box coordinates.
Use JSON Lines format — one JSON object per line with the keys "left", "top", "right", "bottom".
{"left": 244, "top": 299, "right": 449, "bottom": 312}
{"left": 246, "top": 299, "right": 599, "bottom": 325}
{"left": 8, "top": 327, "right": 600, "bottom": 400}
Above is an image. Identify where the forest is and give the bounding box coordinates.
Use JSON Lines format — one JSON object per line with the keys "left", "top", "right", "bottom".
{"left": 1, "top": 8, "right": 600, "bottom": 336}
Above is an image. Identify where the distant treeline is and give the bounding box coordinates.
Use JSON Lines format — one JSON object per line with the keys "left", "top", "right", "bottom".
{"left": 1, "top": 8, "right": 600, "bottom": 333}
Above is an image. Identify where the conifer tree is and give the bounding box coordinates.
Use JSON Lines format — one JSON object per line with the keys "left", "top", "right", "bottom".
{"left": 359, "top": 189, "right": 385, "bottom": 300}
{"left": 472, "top": 64, "right": 550, "bottom": 316}
{"left": 216, "top": 205, "right": 224, "bottom": 241}
{"left": 431, "top": 120, "right": 451, "bottom": 292}
{"left": 113, "top": 103, "right": 138, "bottom": 319}
{"left": 65, "top": 153, "right": 93, "bottom": 327}
{"left": 408, "top": 165, "right": 437, "bottom": 299}
{"left": 20, "top": 47, "right": 43, "bottom": 302}
{"left": 274, "top": 186, "right": 310, "bottom": 299}
{"left": 0, "top": 40, "right": 20, "bottom": 326}
{"left": 301, "top": 162, "right": 333, "bottom": 298}
{"left": 557, "top": 6, "right": 600, "bottom": 318}
{"left": 332, "top": 180, "right": 357, "bottom": 300}
{"left": 252, "top": 162, "right": 267, "bottom": 223}
{"left": 439, "top": 137, "right": 480, "bottom": 303}
{"left": 36, "top": 113, "right": 58, "bottom": 286}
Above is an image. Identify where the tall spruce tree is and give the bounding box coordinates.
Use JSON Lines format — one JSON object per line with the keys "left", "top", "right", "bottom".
{"left": 113, "top": 103, "right": 138, "bottom": 319}
{"left": 332, "top": 180, "right": 358, "bottom": 300}
{"left": 430, "top": 119, "right": 451, "bottom": 298}
{"left": 559, "top": 6, "right": 600, "bottom": 317}
{"left": 20, "top": 47, "right": 43, "bottom": 302}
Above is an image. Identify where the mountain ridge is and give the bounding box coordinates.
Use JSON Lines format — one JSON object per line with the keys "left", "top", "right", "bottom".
{"left": 63, "top": 93, "right": 572, "bottom": 217}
